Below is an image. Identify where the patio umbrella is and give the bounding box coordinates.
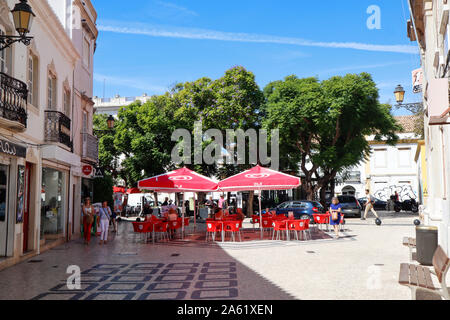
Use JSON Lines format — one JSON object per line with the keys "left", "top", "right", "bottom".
{"left": 126, "top": 188, "right": 141, "bottom": 194}
{"left": 138, "top": 167, "right": 219, "bottom": 237}
{"left": 218, "top": 165, "right": 301, "bottom": 239}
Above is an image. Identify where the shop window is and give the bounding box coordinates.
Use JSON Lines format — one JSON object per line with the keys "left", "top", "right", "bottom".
{"left": 40, "top": 168, "right": 66, "bottom": 241}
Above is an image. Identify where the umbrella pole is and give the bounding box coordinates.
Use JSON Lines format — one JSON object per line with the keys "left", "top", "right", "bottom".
{"left": 259, "top": 190, "right": 263, "bottom": 240}
{"left": 182, "top": 193, "right": 185, "bottom": 239}
{"left": 194, "top": 193, "right": 197, "bottom": 233}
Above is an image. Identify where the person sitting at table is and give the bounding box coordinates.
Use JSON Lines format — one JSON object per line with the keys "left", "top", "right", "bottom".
{"left": 214, "top": 208, "right": 224, "bottom": 220}
{"left": 142, "top": 203, "right": 153, "bottom": 221}
{"left": 168, "top": 208, "right": 178, "bottom": 221}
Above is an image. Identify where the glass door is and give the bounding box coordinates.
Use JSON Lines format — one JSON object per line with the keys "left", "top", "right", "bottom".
{"left": 0, "top": 165, "right": 9, "bottom": 257}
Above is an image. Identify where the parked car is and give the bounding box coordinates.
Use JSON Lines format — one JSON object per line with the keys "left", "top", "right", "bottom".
{"left": 270, "top": 201, "right": 326, "bottom": 221}
{"left": 358, "top": 197, "right": 388, "bottom": 211}
{"left": 335, "top": 196, "right": 362, "bottom": 218}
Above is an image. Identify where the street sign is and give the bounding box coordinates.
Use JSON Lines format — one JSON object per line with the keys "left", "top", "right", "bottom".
{"left": 82, "top": 165, "right": 93, "bottom": 176}
{"left": 412, "top": 68, "right": 423, "bottom": 94}
{"left": 93, "top": 166, "right": 104, "bottom": 178}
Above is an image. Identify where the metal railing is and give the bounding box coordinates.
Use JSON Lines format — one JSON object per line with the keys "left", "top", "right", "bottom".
{"left": 0, "top": 72, "right": 27, "bottom": 128}
{"left": 44, "top": 110, "right": 72, "bottom": 149}
{"left": 81, "top": 132, "right": 98, "bottom": 163}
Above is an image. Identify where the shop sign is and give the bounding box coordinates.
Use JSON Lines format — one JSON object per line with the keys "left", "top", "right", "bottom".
{"left": 82, "top": 165, "right": 93, "bottom": 176}
{"left": 0, "top": 139, "right": 26, "bottom": 158}
{"left": 93, "top": 166, "right": 104, "bottom": 178}
{"left": 412, "top": 68, "right": 423, "bottom": 94}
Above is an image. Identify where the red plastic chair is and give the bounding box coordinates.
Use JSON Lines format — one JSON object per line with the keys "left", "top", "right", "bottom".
{"left": 223, "top": 221, "right": 241, "bottom": 242}
{"left": 168, "top": 219, "right": 183, "bottom": 239}
{"left": 313, "top": 214, "right": 330, "bottom": 232}
{"left": 251, "top": 215, "right": 261, "bottom": 229}
{"left": 288, "top": 220, "right": 310, "bottom": 241}
{"left": 339, "top": 214, "right": 345, "bottom": 232}
{"left": 132, "top": 221, "right": 152, "bottom": 242}
{"left": 206, "top": 221, "right": 219, "bottom": 242}
{"left": 153, "top": 221, "right": 169, "bottom": 242}
{"left": 272, "top": 220, "right": 288, "bottom": 240}
{"left": 261, "top": 218, "right": 273, "bottom": 235}
{"left": 304, "top": 219, "right": 312, "bottom": 239}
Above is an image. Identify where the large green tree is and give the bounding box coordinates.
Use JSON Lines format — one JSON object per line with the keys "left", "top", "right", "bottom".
{"left": 264, "top": 73, "right": 401, "bottom": 203}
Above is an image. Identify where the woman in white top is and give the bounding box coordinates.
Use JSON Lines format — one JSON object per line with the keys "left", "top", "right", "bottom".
{"left": 98, "top": 201, "right": 112, "bottom": 245}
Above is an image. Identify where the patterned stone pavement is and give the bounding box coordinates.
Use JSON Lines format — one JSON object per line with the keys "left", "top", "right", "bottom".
{"left": 0, "top": 213, "right": 444, "bottom": 300}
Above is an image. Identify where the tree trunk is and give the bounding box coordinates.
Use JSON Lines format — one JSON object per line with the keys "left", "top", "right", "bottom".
{"left": 304, "top": 180, "right": 315, "bottom": 201}
{"left": 319, "top": 186, "right": 327, "bottom": 207}
{"left": 153, "top": 192, "right": 159, "bottom": 206}
{"left": 247, "top": 191, "right": 254, "bottom": 217}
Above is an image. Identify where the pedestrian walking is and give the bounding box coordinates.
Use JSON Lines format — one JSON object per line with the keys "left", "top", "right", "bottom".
{"left": 329, "top": 197, "right": 342, "bottom": 239}
{"left": 362, "top": 189, "right": 380, "bottom": 221}
{"left": 82, "top": 197, "right": 95, "bottom": 246}
{"left": 98, "top": 201, "right": 112, "bottom": 245}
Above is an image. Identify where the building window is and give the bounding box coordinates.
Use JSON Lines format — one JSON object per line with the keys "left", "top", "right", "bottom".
{"left": 374, "top": 149, "right": 387, "bottom": 168}
{"left": 398, "top": 147, "right": 411, "bottom": 168}
{"left": 47, "top": 74, "right": 56, "bottom": 110}
{"left": 0, "top": 30, "right": 5, "bottom": 73}
{"left": 63, "top": 89, "right": 71, "bottom": 116}
{"left": 0, "top": 30, "right": 12, "bottom": 75}
{"left": 28, "top": 55, "right": 39, "bottom": 106}
{"left": 82, "top": 111, "right": 88, "bottom": 133}
{"left": 83, "top": 37, "right": 90, "bottom": 68}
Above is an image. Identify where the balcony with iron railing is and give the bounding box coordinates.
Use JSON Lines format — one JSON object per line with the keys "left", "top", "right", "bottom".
{"left": 0, "top": 72, "right": 28, "bottom": 131}
{"left": 44, "top": 110, "right": 72, "bottom": 150}
{"left": 81, "top": 132, "right": 99, "bottom": 163}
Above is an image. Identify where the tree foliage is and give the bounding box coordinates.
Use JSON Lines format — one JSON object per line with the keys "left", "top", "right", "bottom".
{"left": 263, "top": 73, "right": 401, "bottom": 202}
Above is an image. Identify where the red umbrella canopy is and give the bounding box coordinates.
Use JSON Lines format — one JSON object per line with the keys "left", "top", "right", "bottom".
{"left": 126, "top": 188, "right": 141, "bottom": 194}
{"left": 137, "top": 167, "right": 218, "bottom": 193}
{"left": 218, "top": 165, "right": 301, "bottom": 192}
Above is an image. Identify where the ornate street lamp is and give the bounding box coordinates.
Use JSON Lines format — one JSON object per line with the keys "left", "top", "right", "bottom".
{"left": 107, "top": 115, "right": 115, "bottom": 129}
{"left": 394, "top": 84, "right": 406, "bottom": 104}
{"left": 394, "top": 84, "right": 422, "bottom": 108}
{"left": 0, "top": 0, "right": 35, "bottom": 51}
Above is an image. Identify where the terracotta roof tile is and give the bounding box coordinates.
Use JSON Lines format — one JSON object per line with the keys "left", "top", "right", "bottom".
{"left": 394, "top": 115, "right": 417, "bottom": 133}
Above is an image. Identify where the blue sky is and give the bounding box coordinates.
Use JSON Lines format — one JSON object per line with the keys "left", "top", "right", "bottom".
{"left": 92, "top": 0, "right": 422, "bottom": 115}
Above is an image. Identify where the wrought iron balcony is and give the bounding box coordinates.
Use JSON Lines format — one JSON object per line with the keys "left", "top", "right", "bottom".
{"left": 81, "top": 132, "right": 99, "bottom": 163}
{"left": 44, "top": 110, "right": 73, "bottom": 150}
{"left": 0, "top": 72, "right": 28, "bottom": 130}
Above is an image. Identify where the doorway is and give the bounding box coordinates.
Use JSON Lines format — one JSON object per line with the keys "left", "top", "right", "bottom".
{"left": 22, "top": 163, "right": 32, "bottom": 253}
{"left": 0, "top": 164, "right": 9, "bottom": 257}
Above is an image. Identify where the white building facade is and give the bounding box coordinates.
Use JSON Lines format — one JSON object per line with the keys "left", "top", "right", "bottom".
{"left": 335, "top": 117, "right": 421, "bottom": 202}
{"left": 93, "top": 94, "right": 152, "bottom": 116}
{"left": 407, "top": 0, "right": 450, "bottom": 254}
{"left": 0, "top": 0, "right": 98, "bottom": 270}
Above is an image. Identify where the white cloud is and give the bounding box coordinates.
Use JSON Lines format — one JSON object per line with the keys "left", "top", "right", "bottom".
{"left": 98, "top": 23, "right": 418, "bottom": 54}
{"left": 155, "top": 1, "right": 198, "bottom": 17}
{"left": 317, "top": 61, "right": 411, "bottom": 76}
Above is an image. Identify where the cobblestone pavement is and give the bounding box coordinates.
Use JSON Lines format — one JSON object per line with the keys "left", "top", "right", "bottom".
{"left": 0, "top": 211, "right": 445, "bottom": 300}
